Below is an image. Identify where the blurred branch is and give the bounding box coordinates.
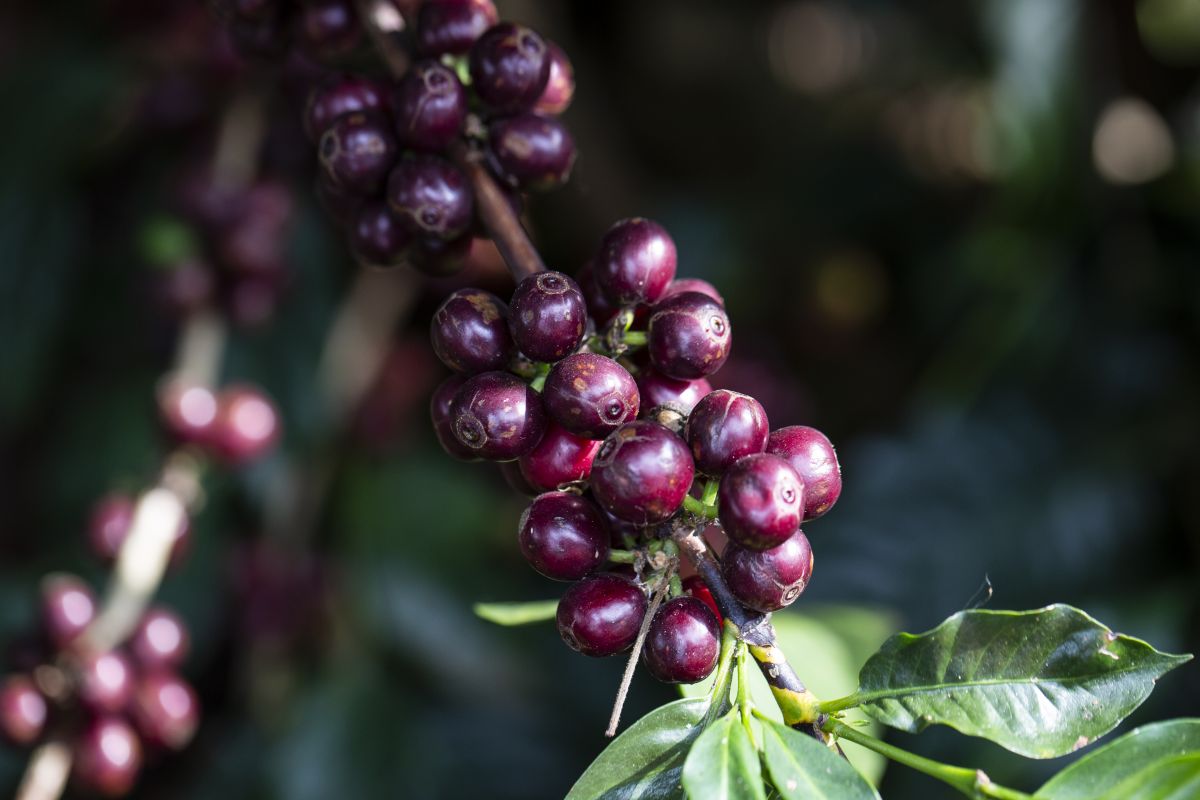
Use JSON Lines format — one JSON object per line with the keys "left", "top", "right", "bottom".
{"left": 354, "top": 0, "right": 410, "bottom": 78}
{"left": 14, "top": 739, "right": 71, "bottom": 800}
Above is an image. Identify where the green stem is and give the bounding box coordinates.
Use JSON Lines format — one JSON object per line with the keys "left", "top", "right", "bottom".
{"left": 623, "top": 330, "right": 648, "bottom": 347}
{"left": 668, "top": 573, "right": 683, "bottom": 596}
{"left": 703, "top": 621, "right": 739, "bottom": 724}
{"left": 528, "top": 363, "right": 551, "bottom": 393}
{"left": 823, "top": 719, "right": 1033, "bottom": 800}
{"left": 736, "top": 644, "right": 755, "bottom": 747}
{"left": 682, "top": 495, "right": 718, "bottom": 519}
{"left": 701, "top": 479, "right": 719, "bottom": 507}
{"left": 608, "top": 549, "right": 637, "bottom": 564}
{"left": 817, "top": 694, "right": 860, "bottom": 715}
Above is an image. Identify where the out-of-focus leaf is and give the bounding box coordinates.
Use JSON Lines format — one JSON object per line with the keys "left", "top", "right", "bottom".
{"left": 474, "top": 600, "right": 558, "bottom": 626}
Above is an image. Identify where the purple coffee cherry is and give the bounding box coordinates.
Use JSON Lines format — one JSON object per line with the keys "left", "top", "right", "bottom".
{"left": 349, "top": 200, "right": 412, "bottom": 266}
{"left": 430, "top": 288, "right": 515, "bottom": 374}
{"left": 318, "top": 112, "right": 398, "bottom": 195}
{"left": 468, "top": 23, "right": 551, "bottom": 113}
{"left": 430, "top": 374, "right": 478, "bottom": 461}
{"left": 77, "top": 650, "right": 135, "bottom": 714}
{"left": 642, "top": 596, "right": 720, "bottom": 684}
{"left": 557, "top": 574, "right": 646, "bottom": 657}
{"left": 88, "top": 493, "right": 135, "bottom": 564}
{"left": 72, "top": 716, "right": 143, "bottom": 797}
{"left": 718, "top": 453, "right": 803, "bottom": 550}
{"left": 721, "top": 530, "right": 813, "bottom": 613}
{"left": 591, "top": 421, "right": 695, "bottom": 524}
{"left": 449, "top": 371, "right": 546, "bottom": 461}
{"left": 534, "top": 41, "right": 575, "bottom": 115}
{"left": 129, "top": 608, "right": 190, "bottom": 670}
{"left": 647, "top": 291, "right": 731, "bottom": 379}
{"left": 488, "top": 114, "right": 576, "bottom": 191}
{"left": 518, "top": 492, "right": 610, "bottom": 581}
{"left": 518, "top": 423, "right": 601, "bottom": 492}
{"left": 0, "top": 675, "right": 47, "bottom": 746}
{"left": 766, "top": 425, "right": 842, "bottom": 521}
{"left": 305, "top": 74, "right": 389, "bottom": 142}
{"left": 686, "top": 390, "right": 769, "bottom": 475}
{"left": 637, "top": 369, "right": 712, "bottom": 415}
{"left": 132, "top": 671, "right": 200, "bottom": 751}
{"left": 543, "top": 354, "right": 640, "bottom": 439}
{"left": 594, "top": 218, "right": 677, "bottom": 306}
{"left": 415, "top": 0, "right": 498, "bottom": 56}
{"left": 41, "top": 573, "right": 96, "bottom": 649}
{"left": 157, "top": 379, "right": 219, "bottom": 446}
{"left": 393, "top": 60, "right": 467, "bottom": 152}
{"left": 211, "top": 385, "right": 280, "bottom": 465}
{"left": 388, "top": 155, "right": 474, "bottom": 240}
{"left": 662, "top": 277, "right": 724, "bottom": 306}
{"left": 296, "top": 0, "right": 361, "bottom": 61}
{"left": 508, "top": 271, "right": 586, "bottom": 362}
{"left": 577, "top": 260, "right": 620, "bottom": 324}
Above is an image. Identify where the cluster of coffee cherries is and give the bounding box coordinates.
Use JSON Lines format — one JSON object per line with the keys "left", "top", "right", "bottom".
{"left": 1, "top": 578, "right": 195, "bottom": 796}
{"left": 429, "top": 217, "right": 841, "bottom": 684}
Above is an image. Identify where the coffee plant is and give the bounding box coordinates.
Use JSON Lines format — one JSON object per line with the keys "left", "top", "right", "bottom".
{"left": 1, "top": 1, "right": 1196, "bottom": 798}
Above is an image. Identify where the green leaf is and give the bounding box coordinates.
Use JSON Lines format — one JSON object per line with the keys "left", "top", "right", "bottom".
{"left": 681, "top": 711, "right": 766, "bottom": 800}
{"left": 566, "top": 698, "right": 709, "bottom": 800}
{"left": 473, "top": 600, "right": 558, "bottom": 626}
{"left": 839, "top": 604, "right": 1192, "bottom": 758}
{"left": 759, "top": 719, "right": 880, "bottom": 800}
{"left": 1036, "top": 718, "right": 1200, "bottom": 800}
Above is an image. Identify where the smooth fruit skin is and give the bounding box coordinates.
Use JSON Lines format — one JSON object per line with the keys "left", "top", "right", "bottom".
{"left": 647, "top": 291, "right": 731, "bottom": 379}
{"left": 765, "top": 425, "right": 842, "bottom": 521}
{"left": 77, "top": 650, "right": 135, "bottom": 714}
{"left": 686, "top": 390, "right": 769, "bottom": 475}
{"left": 662, "top": 277, "right": 724, "bottom": 306}
{"left": 157, "top": 379, "right": 219, "bottom": 445}
{"left": 318, "top": 112, "right": 398, "bottom": 195}
{"left": 642, "top": 596, "right": 720, "bottom": 683}
{"left": 41, "top": 573, "right": 96, "bottom": 649}
{"left": 518, "top": 492, "right": 610, "bottom": 581}
{"left": 556, "top": 574, "right": 646, "bottom": 657}
{"left": 350, "top": 201, "right": 412, "bottom": 266}
{"left": 449, "top": 371, "right": 546, "bottom": 461}
{"left": 518, "top": 423, "right": 601, "bottom": 492}
{"left": 718, "top": 453, "right": 804, "bottom": 550}
{"left": 430, "top": 288, "right": 514, "bottom": 374}
{"left": 387, "top": 155, "right": 474, "bottom": 240}
{"left": 132, "top": 671, "right": 199, "bottom": 750}
{"left": 469, "top": 23, "right": 551, "bottom": 113}
{"left": 393, "top": 60, "right": 467, "bottom": 152}
{"left": 415, "top": 0, "right": 498, "bottom": 56}
{"left": 297, "top": 0, "right": 361, "bottom": 60}
{"left": 87, "top": 494, "right": 135, "bottom": 564}
{"left": 576, "top": 261, "right": 619, "bottom": 324}
{"left": 73, "top": 716, "right": 143, "bottom": 797}
{"left": 430, "top": 374, "right": 479, "bottom": 460}
{"left": 594, "top": 218, "right": 677, "bottom": 306}
{"left": 305, "top": 74, "right": 388, "bottom": 142}
{"left": 721, "top": 530, "right": 813, "bottom": 613}
{"left": 534, "top": 41, "right": 574, "bottom": 115}
{"left": 543, "top": 354, "right": 640, "bottom": 439}
{"left": 487, "top": 113, "right": 576, "bottom": 191}
{"left": 636, "top": 369, "right": 712, "bottom": 415}
{"left": 508, "top": 271, "right": 586, "bottom": 362}
{"left": 212, "top": 385, "right": 280, "bottom": 464}
{"left": 682, "top": 576, "right": 723, "bottom": 628}
{"left": 130, "top": 608, "right": 190, "bottom": 670}
{"left": 0, "top": 675, "right": 47, "bottom": 746}
{"left": 590, "top": 421, "right": 695, "bottom": 524}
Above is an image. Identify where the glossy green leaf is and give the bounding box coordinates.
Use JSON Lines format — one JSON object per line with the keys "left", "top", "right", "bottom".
{"left": 567, "top": 698, "right": 709, "bottom": 800}
{"left": 472, "top": 600, "right": 558, "bottom": 626}
{"left": 1036, "top": 718, "right": 1200, "bottom": 800}
{"left": 840, "top": 605, "right": 1191, "bottom": 758}
{"left": 681, "top": 711, "right": 766, "bottom": 800}
{"left": 759, "top": 719, "right": 880, "bottom": 800}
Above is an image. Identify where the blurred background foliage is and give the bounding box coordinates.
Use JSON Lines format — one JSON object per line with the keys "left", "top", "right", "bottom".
{"left": 1, "top": 0, "right": 1199, "bottom": 797}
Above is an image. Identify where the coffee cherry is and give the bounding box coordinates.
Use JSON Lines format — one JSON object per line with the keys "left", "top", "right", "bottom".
{"left": 130, "top": 608, "right": 190, "bottom": 670}
{"left": 686, "top": 390, "right": 769, "bottom": 475}
{"left": 721, "top": 530, "right": 813, "bottom": 613}
{"left": 591, "top": 421, "right": 695, "bottom": 524}
{"left": 430, "top": 288, "right": 515, "bottom": 374}
{"left": 73, "top": 716, "right": 143, "bottom": 797}
{"left": 430, "top": 374, "right": 478, "bottom": 460}
{"left": 41, "top": 573, "right": 96, "bottom": 649}
{"left": 349, "top": 200, "right": 413, "bottom": 266}
{"left": 647, "top": 291, "right": 731, "bottom": 379}
{"left": 577, "top": 261, "right": 619, "bottom": 324}
{"left": 88, "top": 493, "right": 134, "bottom": 563}
{"left": 518, "top": 423, "right": 601, "bottom": 492}
{"left": 387, "top": 155, "right": 474, "bottom": 240}
{"left": 157, "top": 379, "right": 219, "bottom": 445}
{"left": 594, "top": 218, "right": 677, "bottom": 306}
{"left": 535, "top": 41, "right": 575, "bottom": 115}
{"left": 393, "top": 60, "right": 467, "bottom": 152}
{"left": 643, "top": 596, "right": 720, "bottom": 683}
{"left": 663, "top": 277, "right": 724, "bottom": 306}
{"left": 0, "top": 675, "right": 47, "bottom": 746}
{"left": 487, "top": 114, "right": 576, "bottom": 191}
{"left": 636, "top": 369, "right": 712, "bottom": 415}
{"left": 518, "top": 492, "right": 610, "bottom": 581}
{"left": 682, "top": 576, "right": 723, "bottom": 628}
{"left": 469, "top": 23, "right": 551, "bottom": 113}
{"left": 543, "top": 354, "right": 640, "bottom": 439}
{"left": 718, "top": 453, "right": 803, "bottom": 550}
{"left": 318, "top": 112, "right": 398, "bottom": 195}
{"left": 765, "top": 426, "right": 842, "bottom": 521}
{"left": 77, "top": 650, "right": 135, "bottom": 714}
{"left": 556, "top": 574, "right": 646, "bottom": 656}
{"left": 211, "top": 385, "right": 280, "bottom": 464}
{"left": 305, "top": 75, "right": 388, "bottom": 142}
{"left": 449, "top": 371, "right": 546, "bottom": 460}
{"left": 416, "top": 0, "right": 498, "bottom": 56}
{"left": 132, "top": 671, "right": 199, "bottom": 751}
{"left": 508, "top": 271, "right": 586, "bottom": 361}
{"left": 297, "top": 0, "right": 361, "bottom": 60}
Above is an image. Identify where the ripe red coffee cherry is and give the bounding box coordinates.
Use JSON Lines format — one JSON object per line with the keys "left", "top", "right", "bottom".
{"left": 682, "top": 576, "right": 723, "bottom": 628}
{"left": 388, "top": 155, "right": 474, "bottom": 240}
{"left": 469, "top": 23, "right": 551, "bottom": 113}
{"left": 518, "top": 492, "right": 610, "bottom": 581}
{"left": 643, "top": 596, "right": 720, "bottom": 683}
{"left": 488, "top": 114, "right": 576, "bottom": 192}
{"left": 430, "top": 374, "right": 479, "bottom": 460}
{"left": 535, "top": 41, "right": 574, "bottom": 115}
{"left": 318, "top": 112, "right": 398, "bottom": 195}
{"left": 718, "top": 453, "right": 803, "bottom": 550}
{"left": 636, "top": 369, "right": 713, "bottom": 415}
{"left": 132, "top": 671, "right": 200, "bottom": 751}
{"left": 648, "top": 291, "right": 731, "bottom": 380}
{"left": 415, "top": 0, "right": 498, "bottom": 56}
{"left": 349, "top": 200, "right": 412, "bottom": 266}
{"left": 0, "top": 675, "right": 47, "bottom": 746}
{"left": 157, "top": 379, "right": 219, "bottom": 445}
{"left": 130, "top": 608, "right": 190, "bottom": 670}
{"left": 41, "top": 573, "right": 96, "bottom": 649}
{"left": 721, "top": 530, "right": 813, "bottom": 613}
{"left": 430, "top": 288, "right": 515, "bottom": 374}
{"left": 518, "top": 423, "right": 601, "bottom": 492}
{"left": 305, "top": 74, "right": 388, "bottom": 142}
{"left": 766, "top": 425, "right": 842, "bottom": 521}
{"left": 73, "top": 716, "right": 143, "bottom": 797}
{"left": 686, "top": 390, "right": 769, "bottom": 475}
{"left": 509, "top": 271, "right": 586, "bottom": 362}
{"left": 594, "top": 218, "right": 677, "bottom": 306}
{"left": 556, "top": 574, "right": 646, "bottom": 657}
{"left": 543, "top": 354, "right": 640, "bottom": 439}
{"left": 450, "top": 371, "right": 546, "bottom": 461}
{"left": 393, "top": 60, "right": 467, "bottom": 152}
{"left": 662, "top": 277, "right": 724, "bottom": 306}
{"left": 591, "top": 421, "right": 695, "bottom": 524}
{"left": 211, "top": 385, "right": 280, "bottom": 464}
{"left": 297, "top": 0, "right": 361, "bottom": 60}
{"left": 77, "top": 650, "right": 135, "bottom": 714}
